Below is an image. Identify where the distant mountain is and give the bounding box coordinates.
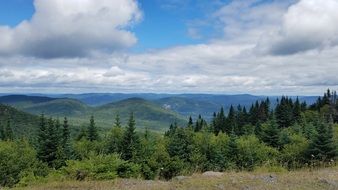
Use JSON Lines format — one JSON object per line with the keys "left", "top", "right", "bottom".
{"left": 0, "top": 93, "right": 319, "bottom": 131}
{"left": 0, "top": 95, "right": 57, "bottom": 108}
{"left": 0, "top": 103, "right": 39, "bottom": 137}
{"left": 49, "top": 93, "right": 173, "bottom": 106}
{"left": 0, "top": 95, "right": 187, "bottom": 132}
{"left": 93, "top": 98, "right": 187, "bottom": 131}
{"left": 22, "top": 98, "right": 90, "bottom": 117}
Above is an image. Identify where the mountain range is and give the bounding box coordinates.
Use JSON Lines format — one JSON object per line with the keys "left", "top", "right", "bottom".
{"left": 0, "top": 93, "right": 319, "bottom": 132}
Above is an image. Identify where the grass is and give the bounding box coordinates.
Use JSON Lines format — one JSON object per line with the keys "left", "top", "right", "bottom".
{"left": 13, "top": 166, "right": 338, "bottom": 190}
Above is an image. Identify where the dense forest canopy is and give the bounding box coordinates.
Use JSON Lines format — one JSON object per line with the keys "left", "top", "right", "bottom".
{"left": 0, "top": 90, "right": 337, "bottom": 187}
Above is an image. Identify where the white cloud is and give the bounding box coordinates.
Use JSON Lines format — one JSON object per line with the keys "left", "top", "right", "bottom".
{"left": 0, "top": 0, "right": 142, "bottom": 58}
{"left": 259, "top": 0, "right": 338, "bottom": 55}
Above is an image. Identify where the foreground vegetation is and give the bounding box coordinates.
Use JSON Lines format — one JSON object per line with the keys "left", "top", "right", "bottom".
{"left": 12, "top": 167, "right": 338, "bottom": 190}
{"left": 0, "top": 90, "right": 338, "bottom": 188}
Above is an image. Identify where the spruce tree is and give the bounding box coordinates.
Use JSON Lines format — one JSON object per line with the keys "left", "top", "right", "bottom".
{"left": 121, "top": 112, "right": 139, "bottom": 160}
{"left": 87, "top": 115, "right": 98, "bottom": 141}
{"left": 307, "top": 121, "right": 336, "bottom": 161}
{"left": 37, "top": 114, "right": 48, "bottom": 162}
{"left": 188, "top": 116, "right": 193, "bottom": 129}
{"left": 261, "top": 119, "right": 280, "bottom": 148}
{"left": 46, "top": 118, "right": 59, "bottom": 167}
{"left": 62, "top": 117, "right": 71, "bottom": 158}
{"left": 106, "top": 114, "right": 124, "bottom": 154}
{"left": 226, "top": 105, "right": 236, "bottom": 134}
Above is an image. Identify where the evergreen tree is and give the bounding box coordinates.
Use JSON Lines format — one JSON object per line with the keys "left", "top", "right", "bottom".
{"left": 114, "top": 114, "right": 122, "bottom": 128}
{"left": 106, "top": 114, "right": 124, "bottom": 154}
{"left": 62, "top": 117, "right": 72, "bottom": 158}
{"left": 121, "top": 112, "right": 139, "bottom": 160}
{"left": 37, "top": 114, "right": 48, "bottom": 162}
{"left": 167, "top": 127, "right": 194, "bottom": 162}
{"left": 216, "top": 107, "right": 227, "bottom": 134}
{"left": 227, "top": 133, "right": 238, "bottom": 166}
{"left": 293, "top": 97, "right": 302, "bottom": 124}
{"left": 3, "top": 118, "right": 13, "bottom": 141}
{"left": 76, "top": 126, "right": 87, "bottom": 141}
{"left": 307, "top": 121, "right": 336, "bottom": 161}
{"left": 188, "top": 116, "right": 193, "bottom": 129}
{"left": 226, "top": 105, "right": 237, "bottom": 134}
{"left": 275, "top": 96, "right": 294, "bottom": 128}
{"left": 261, "top": 119, "right": 280, "bottom": 148}
{"left": 0, "top": 123, "right": 4, "bottom": 140}
{"left": 87, "top": 115, "right": 99, "bottom": 141}
{"left": 37, "top": 117, "right": 59, "bottom": 167}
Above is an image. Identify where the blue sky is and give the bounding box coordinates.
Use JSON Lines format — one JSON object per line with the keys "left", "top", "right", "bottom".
{"left": 0, "top": 0, "right": 337, "bottom": 95}
{"left": 0, "top": 0, "right": 225, "bottom": 51}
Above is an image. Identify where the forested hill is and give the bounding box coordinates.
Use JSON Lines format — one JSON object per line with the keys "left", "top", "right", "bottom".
{"left": 0, "top": 103, "right": 39, "bottom": 138}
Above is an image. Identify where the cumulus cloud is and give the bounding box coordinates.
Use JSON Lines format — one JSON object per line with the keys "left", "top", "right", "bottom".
{"left": 260, "top": 0, "right": 338, "bottom": 55}
{"left": 0, "top": 0, "right": 142, "bottom": 58}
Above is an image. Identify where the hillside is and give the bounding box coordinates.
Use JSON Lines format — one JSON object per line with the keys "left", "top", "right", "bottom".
{"left": 22, "top": 98, "right": 90, "bottom": 117}
{"left": 0, "top": 104, "right": 39, "bottom": 137}
{"left": 155, "top": 97, "right": 218, "bottom": 119}
{"left": 0, "top": 95, "right": 57, "bottom": 109}
{"left": 94, "top": 98, "right": 187, "bottom": 131}
{"left": 0, "top": 95, "right": 188, "bottom": 131}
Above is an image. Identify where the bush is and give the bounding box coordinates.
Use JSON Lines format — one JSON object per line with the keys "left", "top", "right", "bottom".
{"left": 236, "top": 135, "right": 279, "bottom": 170}
{"left": 63, "top": 154, "right": 141, "bottom": 180}
{"left": 0, "top": 140, "right": 47, "bottom": 187}
{"left": 159, "top": 156, "right": 184, "bottom": 180}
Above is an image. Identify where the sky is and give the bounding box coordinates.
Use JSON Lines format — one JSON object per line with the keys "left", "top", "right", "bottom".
{"left": 0, "top": 0, "right": 337, "bottom": 95}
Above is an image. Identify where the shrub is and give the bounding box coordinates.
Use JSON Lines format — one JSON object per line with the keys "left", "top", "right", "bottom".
{"left": 0, "top": 140, "right": 47, "bottom": 187}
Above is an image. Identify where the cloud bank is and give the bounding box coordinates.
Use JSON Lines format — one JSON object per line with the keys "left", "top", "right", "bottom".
{"left": 0, "top": 0, "right": 338, "bottom": 95}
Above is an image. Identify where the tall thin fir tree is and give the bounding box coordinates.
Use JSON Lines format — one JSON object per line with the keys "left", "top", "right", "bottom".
{"left": 37, "top": 114, "right": 47, "bottom": 162}
{"left": 87, "top": 115, "right": 99, "bottom": 141}
{"left": 3, "top": 118, "right": 13, "bottom": 141}
{"left": 121, "top": 112, "right": 139, "bottom": 160}
{"left": 62, "top": 117, "right": 71, "bottom": 158}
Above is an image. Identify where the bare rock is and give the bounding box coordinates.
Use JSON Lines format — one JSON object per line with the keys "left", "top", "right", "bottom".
{"left": 202, "top": 171, "right": 224, "bottom": 177}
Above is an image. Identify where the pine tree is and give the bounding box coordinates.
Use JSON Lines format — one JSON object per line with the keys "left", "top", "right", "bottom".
{"left": 87, "top": 115, "right": 98, "bottom": 141}
{"left": 121, "top": 112, "right": 139, "bottom": 160}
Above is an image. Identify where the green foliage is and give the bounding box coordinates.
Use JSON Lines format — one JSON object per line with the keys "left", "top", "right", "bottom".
{"left": 167, "top": 127, "right": 194, "bottom": 162}
{"left": 280, "top": 134, "right": 309, "bottom": 168}
{"left": 87, "top": 115, "right": 99, "bottom": 141}
{"left": 63, "top": 154, "right": 125, "bottom": 180}
{"left": 261, "top": 119, "right": 280, "bottom": 148}
{"left": 236, "top": 135, "right": 278, "bottom": 171}
{"left": 159, "top": 156, "right": 185, "bottom": 180}
{"left": 0, "top": 140, "right": 48, "bottom": 187}
{"left": 306, "top": 121, "right": 336, "bottom": 161}
{"left": 121, "top": 113, "right": 140, "bottom": 161}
